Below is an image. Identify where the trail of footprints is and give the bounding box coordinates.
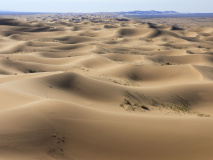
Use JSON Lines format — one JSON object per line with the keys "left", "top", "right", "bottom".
{"left": 48, "top": 132, "right": 66, "bottom": 156}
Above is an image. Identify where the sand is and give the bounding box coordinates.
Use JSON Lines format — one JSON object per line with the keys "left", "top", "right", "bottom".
{"left": 0, "top": 14, "right": 213, "bottom": 160}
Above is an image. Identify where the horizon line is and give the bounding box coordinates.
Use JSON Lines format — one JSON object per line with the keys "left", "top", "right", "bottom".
{"left": 1, "top": 10, "right": 213, "bottom": 14}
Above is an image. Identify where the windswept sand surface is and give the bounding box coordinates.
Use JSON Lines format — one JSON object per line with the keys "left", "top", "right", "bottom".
{"left": 0, "top": 15, "right": 213, "bottom": 160}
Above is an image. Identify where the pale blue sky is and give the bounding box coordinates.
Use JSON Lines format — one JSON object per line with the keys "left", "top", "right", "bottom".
{"left": 1, "top": 0, "right": 213, "bottom": 13}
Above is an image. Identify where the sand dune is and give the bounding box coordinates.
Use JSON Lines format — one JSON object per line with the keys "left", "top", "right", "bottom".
{"left": 0, "top": 15, "right": 213, "bottom": 160}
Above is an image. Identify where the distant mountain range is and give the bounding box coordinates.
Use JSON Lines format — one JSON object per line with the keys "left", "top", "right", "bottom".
{"left": 114, "top": 10, "right": 213, "bottom": 18}
{"left": 118, "top": 10, "right": 179, "bottom": 15}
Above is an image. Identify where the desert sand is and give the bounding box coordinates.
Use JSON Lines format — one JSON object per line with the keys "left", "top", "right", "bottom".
{"left": 0, "top": 14, "right": 213, "bottom": 160}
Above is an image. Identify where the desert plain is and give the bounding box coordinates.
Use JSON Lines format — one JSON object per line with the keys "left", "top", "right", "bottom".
{"left": 0, "top": 14, "right": 213, "bottom": 160}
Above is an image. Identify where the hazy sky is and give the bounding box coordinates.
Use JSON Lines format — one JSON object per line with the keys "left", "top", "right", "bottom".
{"left": 1, "top": 0, "right": 213, "bottom": 13}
